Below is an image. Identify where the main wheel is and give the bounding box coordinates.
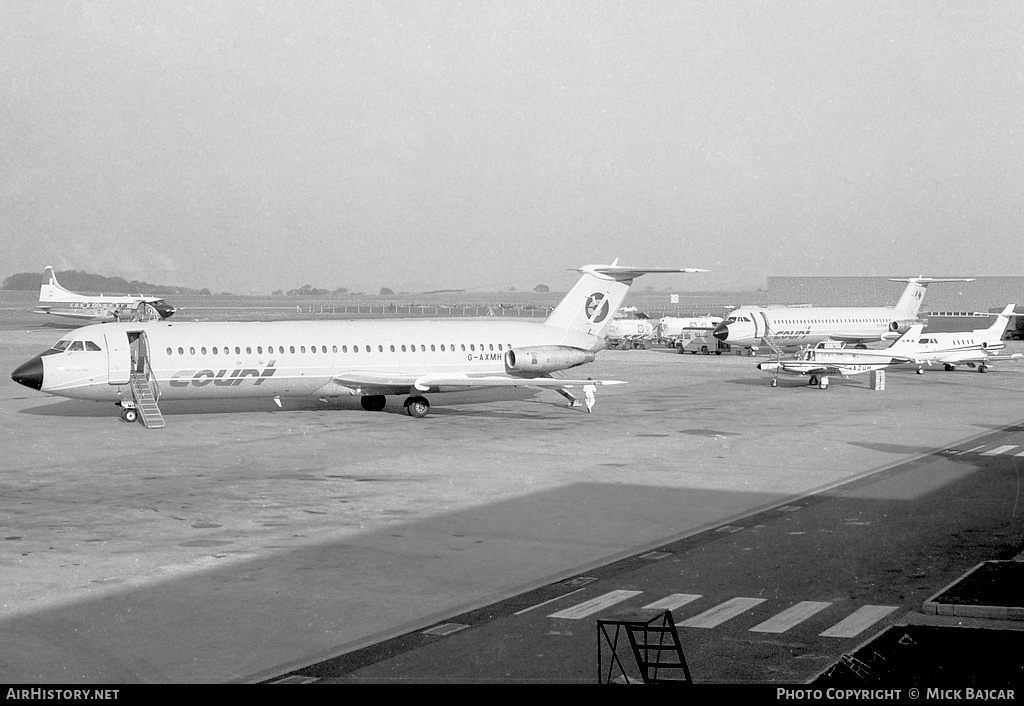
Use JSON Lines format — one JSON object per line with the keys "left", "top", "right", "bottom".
{"left": 944, "top": 364, "right": 955, "bottom": 371}
{"left": 405, "top": 396, "right": 430, "bottom": 418}
{"left": 979, "top": 365, "right": 988, "bottom": 373}
{"left": 809, "top": 375, "right": 818, "bottom": 386}
{"left": 121, "top": 408, "right": 138, "bottom": 423}
{"left": 360, "top": 395, "right": 386, "bottom": 412}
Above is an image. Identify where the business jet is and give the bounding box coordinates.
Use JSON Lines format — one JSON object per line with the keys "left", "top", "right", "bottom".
{"left": 10, "top": 261, "right": 706, "bottom": 427}
{"left": 757, "top": 324, "right": 923, "bottom": 389}
{"left": 899, "top": 304, "right": 1021, "bottom": 373}
{"left": 712, "top": 277, "right": 974, "bottom": 354}
{"left": 35, "top": 266, "right": 177, "bottom": 323}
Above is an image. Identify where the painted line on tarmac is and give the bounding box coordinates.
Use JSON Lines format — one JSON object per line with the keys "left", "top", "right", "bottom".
{"left": 819, "top": 605, "right": 898, "bottom": 638}
{"left": 678, "top": 597, "right": 766, "bottom": 628}
{"left": 749, "top": 601, "right": 832, "bottom": 633}
{"left": 548, "top": 590, "right": 642, "bottom": 619}
{"left": 642, "top": 593, "right": 702, "bottom": 611}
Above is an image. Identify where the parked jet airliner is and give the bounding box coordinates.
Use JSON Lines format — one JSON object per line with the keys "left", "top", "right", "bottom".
{"left": 712, "top": 277, "right": 974, "bottom": 354}
{"left": 35, "top": 266, "right": 177, "bottom": 323}
{"left": 11, "top": 261, "right": 705, "bottom": 427}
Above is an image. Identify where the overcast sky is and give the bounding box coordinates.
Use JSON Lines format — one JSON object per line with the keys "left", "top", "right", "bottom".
{"left": 2, "top": 1, "right": 1022, "bottom": 294}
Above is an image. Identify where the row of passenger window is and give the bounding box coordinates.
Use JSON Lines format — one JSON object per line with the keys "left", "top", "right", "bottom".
{"left": 165, "top": 342, "right": 513, "bottom": 356}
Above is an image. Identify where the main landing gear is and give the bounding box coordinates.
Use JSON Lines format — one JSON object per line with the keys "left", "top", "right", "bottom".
{"left": 807, "top": 375, "right": 829, "bottom": 389}
{"left": 359, "top": 394, "right": 432, "bottom": 418}
{"left": 404, "top": 396, "right": 430, "bottom": 418}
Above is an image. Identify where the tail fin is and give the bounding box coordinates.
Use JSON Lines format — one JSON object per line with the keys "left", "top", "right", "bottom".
{"left": 886, "top": 323, "right": 925, "bottom": 351}
{"left": 39, "top": 266, "right": 77, "bottom": 302}
{"left": 889, "top": 277, "right": 976, "bottom": 318}
{"left": 981, "top": 304, "right": 1016, "bottom": 337}
{"left": 544, "top": 261, "right": 707, "bottom": 338}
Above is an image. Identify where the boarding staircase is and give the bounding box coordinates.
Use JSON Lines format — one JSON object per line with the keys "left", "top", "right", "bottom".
{"left": 598, "top": 610, "right": 692, "bottom": 684}
{"left": 129, "top": 359, "right": 165, "bottom": 429}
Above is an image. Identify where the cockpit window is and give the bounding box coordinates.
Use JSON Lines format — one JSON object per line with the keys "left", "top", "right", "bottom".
{"left": 51, "top": 340, "right": 71, "bottom": 352}
{"left": 85, "top": 341, "right": 102, "bottom": 351}
{"left": 68, "top": 341, "right": 85, "bottom": 351}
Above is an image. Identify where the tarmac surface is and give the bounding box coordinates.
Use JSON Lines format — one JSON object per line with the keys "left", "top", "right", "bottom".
{"left": 2, "top": 294, "right": 1023, "bottom": 684}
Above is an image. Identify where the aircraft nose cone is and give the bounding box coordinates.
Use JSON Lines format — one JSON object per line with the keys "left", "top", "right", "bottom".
{"left": 11, "top": 356, "right": 44, "bottom": 390}
{"left": 712, "top": 323, "right": 729, "bottom": 342}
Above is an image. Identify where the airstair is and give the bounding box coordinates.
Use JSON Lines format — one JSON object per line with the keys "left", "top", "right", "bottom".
{"left": 128, "top": 359, "right": 164, "bottom": 429}
{"left": 760, "top": 327, "right": 789, "bottom": 387}
{"left": 598, "top": 610, "right": 692, "bottom": 684}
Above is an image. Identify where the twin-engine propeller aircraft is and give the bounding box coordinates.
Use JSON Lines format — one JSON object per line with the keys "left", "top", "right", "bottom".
{"left": 11, "top": 261, "right": 705, "bottom": 427}
{"left": 757, "top": 324, "right": 923, "bottom": 389}
{"left": 898, "top": 304, "right": 1021, "bottom": 374}
{"left": 35, "top": 266, "right": 177, "bottom": 323}
{"left": 713, "top": 277, "right": 974, "bottom": 354}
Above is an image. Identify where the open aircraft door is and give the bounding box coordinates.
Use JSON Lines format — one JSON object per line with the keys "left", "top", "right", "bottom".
{"left": 754, "top": 311, "right": 770, "bottom": 340}
{"left": 104, "top": 331, "right": 131, "bottom": 385}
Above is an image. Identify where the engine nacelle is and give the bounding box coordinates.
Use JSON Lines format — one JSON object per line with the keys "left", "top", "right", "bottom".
{"left": 505, "top": 346, "right": 595, "bottom": 374}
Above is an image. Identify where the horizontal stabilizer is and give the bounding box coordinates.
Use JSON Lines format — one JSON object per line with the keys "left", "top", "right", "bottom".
{"left": 581, "top": 263, "right": 708, "bottom": 282}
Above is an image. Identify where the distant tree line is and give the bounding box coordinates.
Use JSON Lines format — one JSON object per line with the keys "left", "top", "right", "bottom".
{"left": 1, "top": 269, "right": 210, "bottom": 295}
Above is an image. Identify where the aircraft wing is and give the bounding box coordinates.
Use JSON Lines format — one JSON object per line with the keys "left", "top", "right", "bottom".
{"left": 331, "top": 371, "right": 625, "bottom": 395}
{"left": 411, "top": 373, "right": 625, "bottom": 392}
{"left": 760, "top": 358, "right": 911, "bottom": 376}
{"left": 33, "top": 308, "right": 101, "bottom": 320}
{"left": 829, "top": 333, "right": 893, "bottom": 344}
{"left": 930, "top": 351, "right": 1024, "bottom": 365}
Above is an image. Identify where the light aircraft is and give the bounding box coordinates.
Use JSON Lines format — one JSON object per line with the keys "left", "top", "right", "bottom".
{"left": 757, "top": 324, "right": 924, "bottom": 389}
{"left": 35, "top": 266, "right": 177, "bottom": 323}
{"left": 898, "top": 304, "right": 1021, "bottom": 374}
{"left": 712, "top": 277, "right": 974, "bottom": 354}
{"left": 11, "top": 261, "right": 706, "bottom": 426}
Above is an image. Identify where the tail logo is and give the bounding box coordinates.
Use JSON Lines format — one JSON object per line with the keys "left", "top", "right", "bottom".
{"left": 585, "top": 293, "right": 610, "bottom": 323}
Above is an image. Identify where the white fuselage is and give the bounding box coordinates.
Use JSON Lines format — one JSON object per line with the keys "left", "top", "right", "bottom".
{"left": 714, "top": 306, "right": 912, "bottom": 350}
{"left": 900, "top": 332, "right": 1004, "bottom": 366}
{"left": 33, "top": 319, "right": 596, "bottom": 403}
